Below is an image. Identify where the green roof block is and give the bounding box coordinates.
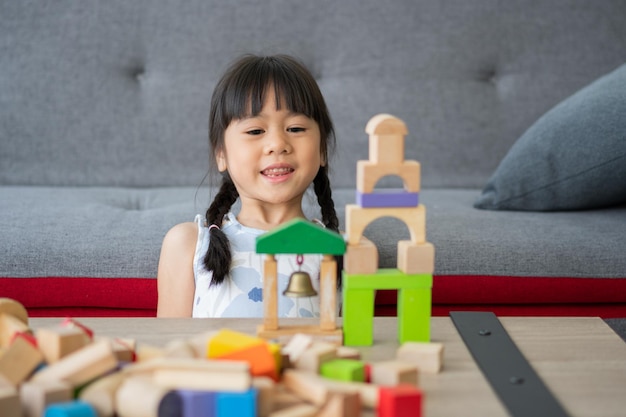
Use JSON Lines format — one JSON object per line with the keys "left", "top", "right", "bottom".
{"left": 256, "top": 218, "right": 346, "bottom": 255}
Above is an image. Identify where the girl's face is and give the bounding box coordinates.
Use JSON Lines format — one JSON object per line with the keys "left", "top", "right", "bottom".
{"left": 216, "top": 92, "right": 324, "bottom": 211}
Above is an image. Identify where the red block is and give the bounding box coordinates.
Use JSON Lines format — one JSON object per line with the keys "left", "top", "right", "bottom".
{"left": 378, "top": 384, "right": 422, "bottom": 417}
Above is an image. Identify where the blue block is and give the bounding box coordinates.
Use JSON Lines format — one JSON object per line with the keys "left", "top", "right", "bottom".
{"left": 216, "top": 388, "right": 257, "bottom": 417}
{"left": 44, "top": 401, "right": 97, "bottom": 417}
{"left": 356, "top": 189, "right": 419, "bottom": 208}
{"left": 159, "top": 390, "right": 217, "bottom": 417}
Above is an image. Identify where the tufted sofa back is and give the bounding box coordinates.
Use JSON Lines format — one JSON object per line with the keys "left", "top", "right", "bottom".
{"left": 2, "top": 0, "right": 626, "bottom": 188}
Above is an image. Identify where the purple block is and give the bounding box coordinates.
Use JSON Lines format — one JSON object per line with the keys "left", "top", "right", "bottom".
{"left": 158, "top": 390, "right": 217, "bottom": 417}
{"left": 357, "top": 189, "right": 419, "bottom": 208}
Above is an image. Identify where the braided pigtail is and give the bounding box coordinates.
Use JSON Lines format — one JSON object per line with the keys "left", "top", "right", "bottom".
{"left": 313, "top": 166, "right": 343, "bottom": 287}
{"left": 203, "top": 176, "right": 239, "bottom": 286}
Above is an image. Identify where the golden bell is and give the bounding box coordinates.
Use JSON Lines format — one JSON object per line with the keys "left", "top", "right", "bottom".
{"left": 283, "top": 271, "right": 318, "bottom": 298}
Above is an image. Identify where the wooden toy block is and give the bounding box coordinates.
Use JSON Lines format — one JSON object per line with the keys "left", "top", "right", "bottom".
{"left": 253, "top": 376, "right": 276, "bottom": 417}
{"left": 320, "top": 359, "right": 365, "bottom": 383}
{"left": 357, "top": 189, "right": 418, "bottom": 208}
{"left": 335, "top": 346, "right": 361, "bottom": 361}
{"left": 0, "top": 332, "right": 44, "bottom": 386}
{"left": 397, "top": 241, "right": 435, "bottom": 274}
{"left": 216, "top": 387, "right": 257, "bottom": 417}
{"left": 256, "top": 218, "right": 345, "bottom": 255}
{"left": 208, "top": 329, "right": 266, "bottom": 358}
{"left": 294, "top": 341, "right": 337, "bottom": 373}
{"left": 219, "top": 342, "right": 278, "bottom": 381}
{"left": 377, "top": 385, "right": 422, "bottom": 417}
{"left": 356, "top": 160, "right": 420, "bottom": 194}
{"left": 77, "top": 371, "right": 125, "bottom": 417}
{"left": 61, "top": 318, "right": 94, "bottom": 340}
{"left": 282, "top": 369, "right": 379, "bottom": 409}
{"left": 135, "top": 344, "right": 165, "bottom": 362}
{"left": 370, "top": 360, "right": 418, "bottom": 386}
{"left": 153, "top": 366, "right": 252, "bottom": 392}
{"left": 264, "top": 255, "right": 279, "bottom": 331}
{"left": 345, "top": 204, "right": 425, "bottom": 245}
{"left": 343, "top": 269, "right": 432, "bottom": 291}
{"left": 269, "top": 403, "right": 319, "bottom": 417}
{"left": 158, "top": 389, "right": 216, "bottom": 417}
{"left": 396, "top": 341, "right": 444, "bottom": 374}
{"left": 342, "top": 288, "right": 375, "bottom": 346}
{"left": 163, "top": 338, "right": 196, "bottom": 359}
{"left": 0, "top": 386, "right": 21, "bottom": 417}
{"left": 43, "top": 401, "right": 97, "bottom": 417}
{"left": 186, "top": 330, "right": 218, "bottom": 358}
{"left": 111, "top": 337, "right": 136, "bottom": 362}
{"left": 0, "top": 298, "right": 29, "bottom": 326}
{"left": 122, "top": 356, "right": 250, "bottom": 377}
{"left": 0, "top": 313, "right": 31, "bottom": 348}
{"left": 319, "top": 255, "right": 338, "bottom": 331}
{"left": 31, "top": 340, "right": 118, "bottom": 388}
{"left": 271, "top": 385, "right": 308, "bottom": 412}
{"left": 365, "top": 114, "right": 408, "bottom": 136}
{"left": 343, "top": 238, "right": 378, "bottom": 275}
{"left": 115, "top": 376, "right": 169, "bottom": 417}
{"left": 282, "top": 333, "right": 314, "bottom": 363}
{"left": 35, "top": 326, "right": 91, "bottom": 364}
{"left": 369, "top": 134, "right": 405, "bottom": 164}
{"left": 20, "top": 380, "right": 72, "bottom": 417}
{"left": 316, "top": 391, "right": 361, "bottom": 417}
{"left": 398, "top": 287, "right": 431, "bottom": 343}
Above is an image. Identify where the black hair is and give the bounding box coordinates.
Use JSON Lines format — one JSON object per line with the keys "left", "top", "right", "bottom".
{"left": 204, "top": 54, "right": 340, "bottom": 286}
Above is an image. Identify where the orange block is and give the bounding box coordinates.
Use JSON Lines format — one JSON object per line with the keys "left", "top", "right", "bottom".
{"left": 218, "top": 343, "right": 278, "bottom": 381}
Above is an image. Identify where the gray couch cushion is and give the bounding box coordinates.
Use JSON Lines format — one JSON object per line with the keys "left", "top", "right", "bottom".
{"left": 475, "top": 63, "right": 626, "bottom": 211}
{"left": 3, "top": 187, "right": 626, "bottom": 280}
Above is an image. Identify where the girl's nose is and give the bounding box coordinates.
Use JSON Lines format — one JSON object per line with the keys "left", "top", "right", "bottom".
{"left": 264, "top": 131, "right": 292, "bottom": 154}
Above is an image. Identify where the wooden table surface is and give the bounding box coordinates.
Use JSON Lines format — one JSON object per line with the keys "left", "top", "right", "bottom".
{"left": 30, "top": 317, "right": 626, "bottom": 417}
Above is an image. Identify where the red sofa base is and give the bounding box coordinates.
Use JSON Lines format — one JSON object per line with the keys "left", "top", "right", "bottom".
{"left": 2, "top": 275, "right": 626, "bottom": 318}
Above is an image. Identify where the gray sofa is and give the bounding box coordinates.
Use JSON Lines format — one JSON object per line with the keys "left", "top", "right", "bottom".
{"left": 2, "top": 0, "right": 625, "bottom": 317}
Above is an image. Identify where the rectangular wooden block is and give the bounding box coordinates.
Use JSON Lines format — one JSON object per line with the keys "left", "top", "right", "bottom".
{"left": 343, "top": 269, "right": 432, "bottom": 290}
{"left": 35, "top": 326, "right": 91, "bottom": 364}
{"left": 294, "top": 341, "right": 337, "bottom": 373}
{"left": 0, "top": 333, "right": 43, "bottom": 386}
{"left": 370, "top": 360, "right": 419, "bottom": 386}
{"left": 0, "top": 386, "right": 21, "bottom": 417}
{"left": 357, "top": 189, "right": 418, "bottom": 208}
{"left": 320, "top": 359, "right": 365, "bottom": 383}
{"left": 343, "top": 238, "right": 378, "bottom": 275}
{"left": 369, "top": 134, "right": 404, "bottom": 164}
{"left": 20, "top": 380, "right": 72, "bottom": 417}
{"left": 345, "top": 204, "right": 425, "bottom": 245}
{"left": 397, "top": 241, "right": 435, "bottom": 274}
{"left": 31, "top": 340, "right": 118, "bottom": 387}
{"left": 216, "top": 387, "right": 257, "bottom": 417}
{"left": 398, "top": 288, "right": 431, "bottom": 343}
{"left": 319, "top": 255, "right": 338, "bottom": 331}
{"left": 342, "top": 288, "right": 375, "bottom": 347}
{"left": 396, "top": 341, "right": 444, "bottom": 374}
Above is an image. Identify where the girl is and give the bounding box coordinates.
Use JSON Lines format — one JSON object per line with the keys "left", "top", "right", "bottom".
{"left": 156, "top": 54, "right": 340, "bottom": 318}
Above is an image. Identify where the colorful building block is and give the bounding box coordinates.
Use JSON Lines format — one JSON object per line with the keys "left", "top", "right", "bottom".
{"left": 43, "top": 401, "right": 97, "bottom": 417}
{"left": 216, "top": 388, "right": 257, "bottom": 417}
{"left": 158, "top": 390, "right": 216, "bottom": 417}
{"left": 377, "top": 385, "right": 422, "bottom": 417}
{"left": 219, "top": 342, "right": 278, "bottom": 381}
{"left": 356, "top": 189, "right": 419, "bottom": 208}
{"left": 343, "top": 270, "right": 432, "bottom": 345}
{"left": 320, "top": 359, "right": 365, "bottom": 382}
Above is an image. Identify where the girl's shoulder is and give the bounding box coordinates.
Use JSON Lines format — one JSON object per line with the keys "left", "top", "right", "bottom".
{"left": 162, "top": 221, "right": 198, "bottom": 249}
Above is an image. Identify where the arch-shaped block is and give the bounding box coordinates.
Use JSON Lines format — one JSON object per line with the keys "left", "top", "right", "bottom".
{"left": 345, "top": 204, "right": 426, "bottom": 246}
{"left": 357, "top": 161, "right": 420, "bottom": 194}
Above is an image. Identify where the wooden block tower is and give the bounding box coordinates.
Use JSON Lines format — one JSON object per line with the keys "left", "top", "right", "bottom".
{"left": 343, "top": 114, "right": 434, "bottom": 346}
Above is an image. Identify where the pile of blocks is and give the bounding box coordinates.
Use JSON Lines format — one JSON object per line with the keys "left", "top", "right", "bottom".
{"left": 0, "top": 298, "right": 444, "bottom": 417}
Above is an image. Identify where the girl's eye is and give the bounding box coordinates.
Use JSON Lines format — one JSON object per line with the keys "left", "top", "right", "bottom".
{"left": 246, "top": 129, "right": 264, "bottom": 135}
{"left": 287, "top": 127, "right": 306, "bottom": 133}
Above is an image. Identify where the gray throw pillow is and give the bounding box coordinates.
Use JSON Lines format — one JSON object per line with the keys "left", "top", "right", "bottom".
{"left": 474, "top": 63, "right": 626, "bottom": 211}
